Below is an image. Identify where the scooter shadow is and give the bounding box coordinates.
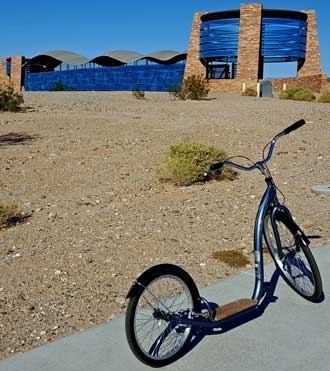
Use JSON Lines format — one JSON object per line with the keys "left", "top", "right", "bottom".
{"left": 185, "top": 269, "right": 281, "bottom": 354}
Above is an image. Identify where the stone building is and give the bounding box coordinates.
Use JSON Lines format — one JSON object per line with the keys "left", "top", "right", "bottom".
{"left": 185, "top": 3, "right": 327, "bottom": 93}
{"left": 0, "top": 3, "right": 327, "bottom": 93}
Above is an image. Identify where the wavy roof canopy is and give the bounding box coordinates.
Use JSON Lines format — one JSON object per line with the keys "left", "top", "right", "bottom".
{"left": 26, "top": 50, "right": 186, "bottom": 68}
{"left": 145, "top": 50, "right": 187, "bottom": 64}
{"left": 101, "top": 50, "right": 144, "bottom": 64}
{"left": 35, "top": 50, "right": 89, "bottom": 65}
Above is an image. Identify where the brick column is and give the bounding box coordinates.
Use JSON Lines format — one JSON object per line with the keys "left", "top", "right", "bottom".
{"left": 0, "top": 56, "right": 23, "bottom": 90}
{"left": 237, "top": 3, "right": 262, "bottom": 81}
{"left": 183, "top": 12, "right": 207, "bottom": 80}
{"left": 298, "top": 10, "right": 321, "bottom": 76}
{"left": 10, "top": 56, "right": 23, "bottom": 91}
{"left": 0, "top": 57, "right": 10, "bottom": 89}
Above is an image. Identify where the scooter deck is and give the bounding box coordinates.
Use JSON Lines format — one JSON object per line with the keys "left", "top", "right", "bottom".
{"left": 214, "top": 298, "right": 258, "bottom": 321}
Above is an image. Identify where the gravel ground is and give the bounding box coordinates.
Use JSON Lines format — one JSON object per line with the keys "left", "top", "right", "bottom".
{"left": 0, "top": 91, "right": 329, "bottom": 359}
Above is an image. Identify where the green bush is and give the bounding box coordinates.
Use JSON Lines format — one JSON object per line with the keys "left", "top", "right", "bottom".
{"left": 241, "top": 88, "right": 258, "bottom": 97}
{"left": 50, "top": 82, "right": 66, "bottom": 91}
{"left": 158, "top": 140, "right": 237, "bottom": 186}
{"left": 50, "top": 82, "right": 75, "bottom": 91}
{"left": 0, "top": 199, "right": 18, "bottom": 227}
{"left": 170, "top": 75, "right": 209, "bottom": 100}
{"left": 279, "top": 87, "right": 315, "bottom": 102}
{"left": 0, "top": 87, "right": 24, "bottom": 112}
{"left": 132, "top": 90, "right": 145, "bottom": 100}
{"left": 318, "top": 91, "right": 330, "bottom": 103}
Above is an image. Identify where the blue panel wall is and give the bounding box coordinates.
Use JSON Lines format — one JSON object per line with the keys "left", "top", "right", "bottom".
{"left": 200, "top": 18, "right": 240, "bottom": 61}
{"left": 261, "top": 18, "right": 307, "bottom": 62}
{"left": 199, "top": 15, "right": 307, "bottom": 64}
{"left": 24, "top": 64, "right": 185, "bottom": 92}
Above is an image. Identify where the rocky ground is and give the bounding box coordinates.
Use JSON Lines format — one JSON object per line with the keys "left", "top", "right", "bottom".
{"left": 0, "top": 91, "right": 329, "bottom": 359}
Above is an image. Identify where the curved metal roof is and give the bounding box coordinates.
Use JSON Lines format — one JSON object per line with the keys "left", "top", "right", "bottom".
{"left": 100, "top": 50, "right": 144, "bottom": 64}
{"left": 25, "top": 50, "right": 187, "bottom": 68}
{"left": 146, "top": 50, "right": 187, "bottom": 62}
{"left": 32, "top": 50, "right": 89, "bottom": 65}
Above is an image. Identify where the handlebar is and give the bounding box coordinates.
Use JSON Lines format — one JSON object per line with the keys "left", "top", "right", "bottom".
{"left": 281, "top": 119, "right": 305, "bottom": 135}
{"left": 209, "top": 119, "right": 306, "bottom": 174}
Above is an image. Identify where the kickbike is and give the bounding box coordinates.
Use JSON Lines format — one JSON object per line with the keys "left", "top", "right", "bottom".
{"left": 125, "top": 119, "right": 323, "bottom": 367}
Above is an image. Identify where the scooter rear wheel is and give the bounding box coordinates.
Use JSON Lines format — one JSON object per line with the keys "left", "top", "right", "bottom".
{"left": 125, "top": 264, "right": 200, "bottom": 367}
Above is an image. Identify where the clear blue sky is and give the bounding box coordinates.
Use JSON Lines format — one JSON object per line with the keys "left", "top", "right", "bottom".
{"left": 1, "top": 0, "right": 329, "bottom": 74}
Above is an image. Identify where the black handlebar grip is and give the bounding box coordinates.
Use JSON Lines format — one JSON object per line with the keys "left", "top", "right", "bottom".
{"left": 210, "top": 162, "right": 224, "bottom": 172}
{"left": 283, "top": 119, "right": 306, "bottom": 135}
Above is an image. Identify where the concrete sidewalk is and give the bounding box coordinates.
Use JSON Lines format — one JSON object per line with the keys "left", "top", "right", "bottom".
{"left": 1, "top": 245, "right": 329, "bottom": 371}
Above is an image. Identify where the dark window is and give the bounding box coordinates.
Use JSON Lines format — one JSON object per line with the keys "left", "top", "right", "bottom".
{"left": 6, "top": 58, "right": 11, "bottom": 76}
{"left": 206, "top": 63, "right": 236, "bottom": 79}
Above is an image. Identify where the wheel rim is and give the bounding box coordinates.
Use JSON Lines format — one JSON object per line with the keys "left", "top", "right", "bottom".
{"left": 133, "top": 274, "right": 194, "bottom": 361}
{"left": 264, "top": 216, "right": 316, "bottom": 297}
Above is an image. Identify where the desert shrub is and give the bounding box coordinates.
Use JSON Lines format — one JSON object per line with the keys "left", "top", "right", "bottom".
{"left": 50, "top": 82, "right": 66, "bottom": 91}
{"left": 168, "top": 87, "right": 183, "bottom": 100}
{"left": 0, "top": 199, "right": 18, "bottom": 227}
{"left": 158, "top": 140, "right": 237, "bottom": 186}
{"left": 318, "top": 91, "right": 330, "bottom": 103}
{"left": 279, "top": 87, "right": 300, "bottom": 100}
{"left": 212, "top": 249, "right": 250, "bottom": 268}
{"left": 50, "top": 82, "right": 75, "bottom": 91}
{"left": 0, "top": 87, "right": 24, "bottom": 112}
{"left": 293, "top": 88, "right": 315, "bottom": 102}
{"left": 132, "top": 90, "right": 145, "bottom": 100}
{"left": 170, "top": 75, "right": 209, "bottom": 100}
{"left": 279, "top": 87, "right": 315, "bottom": 102}
{"left": 241, "top": 88, "right": 258, "bottom": 97}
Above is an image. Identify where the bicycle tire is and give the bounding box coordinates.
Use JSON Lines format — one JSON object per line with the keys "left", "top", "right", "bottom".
{"left": 264, "top": 213, "right": 323, "bottom": 302}
{"left": 125, "top": 264, "right": 200, "bottom": 368}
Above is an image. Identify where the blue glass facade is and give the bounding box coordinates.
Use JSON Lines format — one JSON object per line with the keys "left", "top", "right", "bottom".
{"left": 261, "top": 18, "right": 307, "bottom": 63}
{"left": 199, "top": 9, "right": 308, "bottom": 80}
{"left": 200, "top": 18, "right": 240, "bottom": 62}
{"left": 24, "top": 64, "right": 185, "bottom": 92}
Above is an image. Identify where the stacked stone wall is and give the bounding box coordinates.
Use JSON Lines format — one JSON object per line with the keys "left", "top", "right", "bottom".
{"left": 0, "top": 56, "right": 23, "bottom": 91}
{"left": 184, "top": 12, "right": 207, "bottom": 80}
{"left": 298, "top": 10, "right": 322, "bottom": 77}
{"left": 0, "top": 57, "right": 10, "bottom": 88}
{"left": 272, "top": 74, "right": 325, "bottom": 93}
{"left": 237, "top": 3, "right": 262, "bottom": 81}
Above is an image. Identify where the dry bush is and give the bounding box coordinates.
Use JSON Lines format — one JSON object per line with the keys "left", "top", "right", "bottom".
{"left": 241, "top": 88, "right": 258, "bottom": 97}
{"left": 132, "top": 90, "right": 145, "bottom": 100}
{"left": 158, "top": 140, "right": 237, "bottom": 186}
{"left": 0, "top": 87, "right": 24, "bottom": 112}
{"left": 279, "top": 87, "right": 315, "bottom": 102}
{"left": 170, "top": 75, "right": 209, "bottom": 100}
{"left": 212, "top": 250, "right": 250, "bottom": 268}
{"left": 318, "top": 91, "right": 330, "bottom": 103}
{"left": 0, "top": 199, "right": 18, "bottom": 227}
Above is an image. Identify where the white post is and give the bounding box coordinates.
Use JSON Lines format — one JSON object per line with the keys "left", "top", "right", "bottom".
{"left": 257, "top": 83, "right": 261, "bottom": 97}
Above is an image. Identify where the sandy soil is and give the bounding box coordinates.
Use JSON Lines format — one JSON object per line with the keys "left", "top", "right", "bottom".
{"left": 0, "top": 91, "right": 329, "bottom": 359}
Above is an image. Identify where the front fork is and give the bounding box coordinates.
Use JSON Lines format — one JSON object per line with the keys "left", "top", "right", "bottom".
{"left": 253, "top": 192, "right": 310, "bottom": 301}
